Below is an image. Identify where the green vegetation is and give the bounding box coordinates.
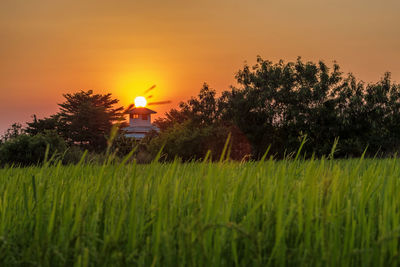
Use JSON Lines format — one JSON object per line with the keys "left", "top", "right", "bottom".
{"left": 25, "top": 90, "right": 125, "bottom": 152}
{"left": 1, "top": 56, "right": 400, "bottom": 265}
{"left": 2, "top": 155, "right": 400, "bottom": 266}
{"left": 0, "top": 131, "right": 66, "bottom": 166}
{"left": 2, "top": 57, "right": 400, "bottom": 163}
{"left": 154, "top": 57, "right": 400, "bottom": 159}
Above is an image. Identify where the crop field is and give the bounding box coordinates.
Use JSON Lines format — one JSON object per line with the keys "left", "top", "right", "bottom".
{"left": 1, "top": 157, "right": 400, "bottom": 266}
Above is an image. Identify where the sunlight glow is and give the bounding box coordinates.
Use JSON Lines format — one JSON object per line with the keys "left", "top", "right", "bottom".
{"left": 134, "top": 96, "right": 147, "bottom": 107}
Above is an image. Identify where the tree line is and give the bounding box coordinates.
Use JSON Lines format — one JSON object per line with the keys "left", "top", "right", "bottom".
{"left": 1, "top": 57, "right": 400, "bottom": 165}
{"left": 153, "top": 57, "right": 400, "bottom": 160}
{"left": 0, "top": 90, "right": 126, "bottom": 165}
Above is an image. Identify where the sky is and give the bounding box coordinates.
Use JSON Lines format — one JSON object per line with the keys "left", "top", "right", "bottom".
{"left": 1, "top": 0, "right": 400, "bottom": 133}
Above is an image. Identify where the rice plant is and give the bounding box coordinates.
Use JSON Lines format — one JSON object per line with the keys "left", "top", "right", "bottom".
{"left": 1, "top": 156, "right": 400, "bottom": 266}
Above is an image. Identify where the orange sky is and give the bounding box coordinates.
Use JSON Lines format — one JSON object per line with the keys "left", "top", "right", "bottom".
{"left": 1, "top": 0, "right": 400, "bottom": 133}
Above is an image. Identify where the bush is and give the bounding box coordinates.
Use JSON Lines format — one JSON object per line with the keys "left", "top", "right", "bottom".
{"left": 62, "top": 146, "right": 86, "bottom": 165}
{"left": 0, "top": 131, "right": 66, "bottom": 166}
{"left": 148, "top": 121, "right": 252, "bottom": 161}
{"left": 111, "top": 134, "right": 139, "bottom": 157}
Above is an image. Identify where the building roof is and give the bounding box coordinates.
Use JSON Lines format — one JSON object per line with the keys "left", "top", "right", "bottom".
{"left": 127, "top": 107, "right": 157, "bottom": 114}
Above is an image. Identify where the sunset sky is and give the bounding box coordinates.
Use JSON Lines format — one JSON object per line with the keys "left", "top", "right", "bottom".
{"left": 1, "top": 0, "right": 399, "bottom": 133}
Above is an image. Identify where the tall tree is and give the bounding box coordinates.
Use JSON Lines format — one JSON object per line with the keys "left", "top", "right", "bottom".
{"left": 151, "top": 83, "right": 251, "bottom": 160}
{"left": 219, "top": 57, "right": 400, "bottom": 158}
{"left": 154, "top": 83, "right": 219, "bottom": 131}
{"left": 219, "top": 57, "right": 346, "bottom": 157}
{"left": 57, "top": 90, "right": 124, "bottom": 151}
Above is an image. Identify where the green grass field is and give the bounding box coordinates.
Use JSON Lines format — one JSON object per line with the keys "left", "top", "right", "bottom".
{"left": 1, "top": 156, "right": 400, "bottom": 266}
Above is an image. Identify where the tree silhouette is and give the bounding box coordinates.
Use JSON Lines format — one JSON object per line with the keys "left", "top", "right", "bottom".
{"left": 57, "top": 90, "right": 124, "bottom": 151}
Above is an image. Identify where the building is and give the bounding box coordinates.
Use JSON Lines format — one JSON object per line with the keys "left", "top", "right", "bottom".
{"left": 123, "top": 107, "right": 159, "bottom": 139}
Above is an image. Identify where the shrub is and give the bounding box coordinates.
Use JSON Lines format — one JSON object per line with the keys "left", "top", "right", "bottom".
{"left": 148, "top": 121, "right": 251, "bottom": 161}
{"left": 0, "top": 131, "right": 66, "bottom": 166}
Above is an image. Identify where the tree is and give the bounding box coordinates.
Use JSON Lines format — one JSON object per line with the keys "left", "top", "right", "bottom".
{"left": 0, "top": 130, "right": 66, "bottom": 166}
{"left": 151, "top": 84, "right": 251, "bottom": 161}
{"left": 219, "top": 57, "right": 400, "bottom": 158}
{"left": 151, "top": 84, "right": 223, "bottom": 160}
{"left": 219, "top": 57, "right": 349, "bottom": 158}
{"left": 57, "top": 90, "right": 124, "bottom": 151}
{"left": 25, "top": 114, "right": 62, "bottom": 136}
{"left": 1, "top": 123, "right": 24, "bottom": 142}
{"left": 155, "top": 57, "right": 400, "bottom": 160}
{"left": 154, "top": 83, "right": 219, "bottom": 131}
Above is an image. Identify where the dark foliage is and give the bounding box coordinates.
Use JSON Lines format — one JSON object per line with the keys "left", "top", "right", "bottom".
{"left": 57, "top": 90, "right": 125, "bottom": 151}
{"left": 151, "top": 84, "right": 251, "bottom": 160}
{"left": 1, "top": 123, "right": 24, "bottom": 143}
{"left": 25, "top": 115, "right": 62, "bottom": 136}
{"left": 153, "top": 57, "right": 400, "bottom": 160}
{"left": 26, "top": 90, "right": 125, "bottom": 152}
{"left": 220, "top": 57, "right": 400, "bottom": 158}
{"left": 4, "top": 57, "right": 400, "bottom": 163}
{"left": 0, "top": 131, "right": 67, "bottom": 166}
{"left": 0, "top": 90, "right": 126, "bottom": 166}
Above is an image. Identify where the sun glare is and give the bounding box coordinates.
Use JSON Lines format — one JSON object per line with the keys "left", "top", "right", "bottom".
{"left": 134, "top": 96, "right": 147, "bottom": 107}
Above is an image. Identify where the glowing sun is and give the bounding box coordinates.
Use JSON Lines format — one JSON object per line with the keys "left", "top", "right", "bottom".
{"left": 134, "top": 96, "right": 147, "bottom": 107}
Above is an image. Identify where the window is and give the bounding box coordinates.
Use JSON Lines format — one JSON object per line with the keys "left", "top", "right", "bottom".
{"left": 142, "top": 114, "right": 148, "bottom": 120}
{"left": 130, "top": 114, "right": 139, "bottom": 119}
